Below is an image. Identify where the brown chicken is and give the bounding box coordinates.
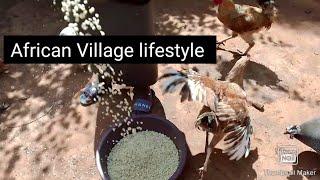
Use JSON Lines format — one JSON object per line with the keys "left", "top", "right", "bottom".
{"left": 159, "top": 58, "right": 264, "bottom": 179}
{"left": 213, "top": 0, "right": 277, "bottom": 56}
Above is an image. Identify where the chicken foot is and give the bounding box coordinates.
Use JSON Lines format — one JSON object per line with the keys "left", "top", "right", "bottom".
{"left": 199, "top": 132, "right": 224, "bottom": 180}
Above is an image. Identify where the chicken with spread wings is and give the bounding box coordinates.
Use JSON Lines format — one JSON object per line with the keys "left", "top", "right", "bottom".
{"left": 159, "top": 58, "right": 264, "bottom": 178}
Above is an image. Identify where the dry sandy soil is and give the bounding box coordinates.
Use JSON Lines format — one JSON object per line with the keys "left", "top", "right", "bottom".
{"left": 0, "top": 0, "right": 320, "bottom": 180}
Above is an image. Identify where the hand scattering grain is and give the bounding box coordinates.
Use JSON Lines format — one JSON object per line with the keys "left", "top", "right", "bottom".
{"left": 107, "top": 131, "right": 179, "bottom": 180}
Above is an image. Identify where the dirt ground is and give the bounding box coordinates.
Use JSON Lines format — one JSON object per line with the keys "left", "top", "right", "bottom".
{"left": 0, "top": 0, "right": 320, "bottom": 180}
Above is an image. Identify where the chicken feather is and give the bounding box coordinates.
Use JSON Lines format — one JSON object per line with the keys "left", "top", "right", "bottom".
{"left": 159, "top": 68, "right": 253, "bottom": 160}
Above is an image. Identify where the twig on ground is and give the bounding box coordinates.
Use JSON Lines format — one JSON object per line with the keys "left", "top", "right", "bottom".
{"left": 4, "top": 103, "right": 55, "bottom": 129}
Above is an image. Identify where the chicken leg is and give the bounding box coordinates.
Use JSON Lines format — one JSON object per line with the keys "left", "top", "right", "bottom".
{"left": 247, "top": 99, "right": 264, "bottom": 112}
{"left": 238, "top": 42, "right": 255, "bottom": 56}
{"left": 225, "top": 57, "right": 250, "bottom": 89}
{"left": 238, "top": 33, "right": 256, "bottom": 56}
{"left": 199, "top": 132, "right": 224, "bottom": 179}
{"left": 217, "top": 32, "right": 238, "bottom": 46}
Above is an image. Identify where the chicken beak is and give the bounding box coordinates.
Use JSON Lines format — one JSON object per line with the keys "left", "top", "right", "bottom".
{"left": 212, "top": 4, "right": 219, "bottom": 12}
{"left": 284, "top": 130, "right": 295, "bottom": 139}
{"left": 210, "top": 1, "right": 219, "bottom": 11}
{"left": 195, "top": 120, "right": 200, "bottom": 129}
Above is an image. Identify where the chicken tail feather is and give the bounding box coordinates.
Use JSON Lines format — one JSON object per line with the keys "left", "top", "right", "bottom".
{"left": 159, "top": 68, "right": 189, "bottom": 96}
{"left": 159, "top": 68, "right": 208, "bottom": 104}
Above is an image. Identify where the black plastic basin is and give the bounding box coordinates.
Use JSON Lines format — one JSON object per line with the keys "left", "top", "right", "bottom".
{"left": 95, "top": 114, "right": 187, "bottom": 180}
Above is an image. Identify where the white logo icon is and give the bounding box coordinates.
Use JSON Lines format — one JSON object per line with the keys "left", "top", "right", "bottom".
{"left": 277, "top": 145, "right": 298, "bottom": 165}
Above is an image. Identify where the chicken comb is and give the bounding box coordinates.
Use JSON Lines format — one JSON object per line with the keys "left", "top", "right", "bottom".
{"left": 213, "top": 0, "right": 223, "bottom": 5}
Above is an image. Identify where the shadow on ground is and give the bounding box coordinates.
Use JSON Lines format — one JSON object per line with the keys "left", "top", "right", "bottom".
{"left": 0, "top": 0, "right": 65, "bottom": 57}
{"left": 181, "top": 148, "right": 258, "bottom": 180}
{"left": 217, "top": 57, "right": 283, "bottom": 90}
{"left": 0, "top": 1, "right": 96, "bottom": 178}
{"left": 0, "top": 64, "right": 93, "bottom": 179}
{"left": 154, "top": 0, "right": 222, "bottom": 35}
{"left": 287, "top": 151, "right": 320, "bottom": 180}
{"left": 213, "top": 55, "right": 316, "bottom": 106}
